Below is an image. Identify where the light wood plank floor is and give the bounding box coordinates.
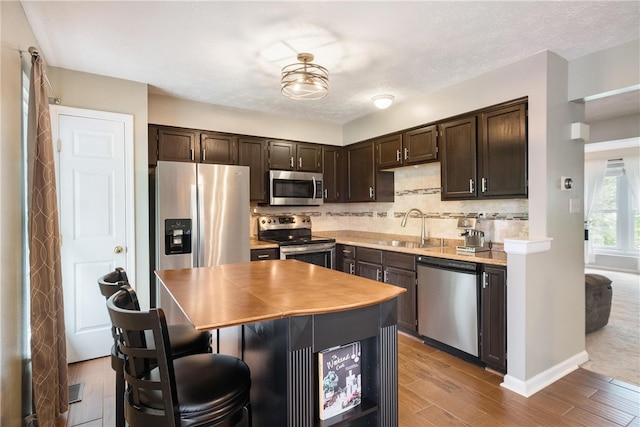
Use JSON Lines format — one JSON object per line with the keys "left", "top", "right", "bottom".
{"left": 56, "top": 333, "right": 640, "bottom": 426}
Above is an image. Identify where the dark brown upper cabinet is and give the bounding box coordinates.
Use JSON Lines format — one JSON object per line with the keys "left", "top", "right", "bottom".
{"left": 440, "top": 115, "right": 478, "bottom": 199}
{"left": 403, "top": 125, "right": 438, "bottom": 165}
{"left": 376, "top": 133, "right": 403, "bottom": 169}
{"left": 346, "top": 140, "right": 394, "bottom": 202}
{"left": 376, "top": 126, "right": 438, "bottom": 170}
{"left": 152, "top": 126, "right": 198, "bottom": 164}
{"left": 478, "top": 103, "right": 527, "bottom": 198}
{"left": 268, "top": 140, "right": 322, "bottom": 172}
{"left": 322, "top": 146, "right": 343, "bottom": 203}
{"left": 200, "top": 132, "right": 238, "bottom": 165}
{"left": 440, "top": 100, "right": 527, "bottom": 200}
{"left": 238, "top": 137, "right": 268, "bottom": 202}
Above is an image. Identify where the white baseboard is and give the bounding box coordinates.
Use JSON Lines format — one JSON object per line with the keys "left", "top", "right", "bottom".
{"left": 500, "top": 350, "right": 589, "bottom": 397}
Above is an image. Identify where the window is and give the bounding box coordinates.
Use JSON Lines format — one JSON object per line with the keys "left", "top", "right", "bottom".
{"left": 590, "top": 160, "right": 639, "bottom": 254}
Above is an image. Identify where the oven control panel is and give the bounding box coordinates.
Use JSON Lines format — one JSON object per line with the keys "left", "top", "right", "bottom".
{"left": 257, "top": 215, "right": 312, "bottom": 231}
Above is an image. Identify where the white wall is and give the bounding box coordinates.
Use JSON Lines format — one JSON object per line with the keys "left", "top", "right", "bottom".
{"left": 568, "top": 39, "right": 640, "bottom": 101}
{"left": 588, "top": 113, "right": 640, "bottom": 144}
{"left": 0, "top": 2, "right": 38, "bottom": 425}
{"left": 149, "top": 93, "right": 343, "bottom": 146}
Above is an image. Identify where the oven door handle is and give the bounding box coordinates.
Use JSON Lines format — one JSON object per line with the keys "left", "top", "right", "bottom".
{"left": 279, "top": 243, "right": 336, "bottom": 255}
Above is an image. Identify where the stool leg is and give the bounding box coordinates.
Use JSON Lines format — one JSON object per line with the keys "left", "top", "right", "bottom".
{"left": 113, "top": 358, "right": 125, "bottom": 427}
{"left": 115, "top": 371, "right": 125, "bottom": 427}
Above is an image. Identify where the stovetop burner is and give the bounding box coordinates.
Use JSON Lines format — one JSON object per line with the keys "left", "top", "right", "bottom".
{"left": 257, "top": 214, "right": 335, "bottom": 246}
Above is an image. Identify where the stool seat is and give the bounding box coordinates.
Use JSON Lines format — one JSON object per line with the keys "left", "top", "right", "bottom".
{"left": 138, "top": 353, "right": 251, "bottom": 426}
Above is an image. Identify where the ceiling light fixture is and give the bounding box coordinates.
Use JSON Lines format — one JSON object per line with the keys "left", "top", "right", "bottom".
{"left": 281, "top": 53, "right": 329, "bottom": 100}
{"left": 372, "top": 94, "right": 395, "bottom": 109}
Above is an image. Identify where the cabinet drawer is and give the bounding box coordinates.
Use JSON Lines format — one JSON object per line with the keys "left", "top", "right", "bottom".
{"left": 340, "top": 245, "right": 356, "bottom": 260}
{"left": 251, "top": 248, "right": 279, "bottom": 261}
{"left": 384, "top": 251, "right": 416, "bottom": 271}
{"left": 357, "top": 247, "right": 383, "bottom": 264}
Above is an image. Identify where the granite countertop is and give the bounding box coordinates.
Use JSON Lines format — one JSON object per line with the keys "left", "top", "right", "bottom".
{"left": 250, "top": 231, "right": 507, "bottom": 266}
{"left": 316, "top": 231, "right": 508, "bottom": 266}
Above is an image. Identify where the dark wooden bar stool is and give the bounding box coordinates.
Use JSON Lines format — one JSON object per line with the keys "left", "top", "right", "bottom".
{"left": 98, "top": 268, "right": 212, "bottom": 427}
{"left": 107, "top": 285, "right": 251, "bottom": 427}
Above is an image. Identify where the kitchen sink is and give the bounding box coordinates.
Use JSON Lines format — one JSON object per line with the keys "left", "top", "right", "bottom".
{"left": 374, "top": 240, "right": 440, "bottom": 249}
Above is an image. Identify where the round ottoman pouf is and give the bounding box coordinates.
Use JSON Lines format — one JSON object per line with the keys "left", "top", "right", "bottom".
{"left": 585, "top": 273, "right": 613, "bottom": 333}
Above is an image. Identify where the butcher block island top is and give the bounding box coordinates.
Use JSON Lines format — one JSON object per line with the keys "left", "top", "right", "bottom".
{"left": 155, "top": 259, "right": 406, "bottom": 331}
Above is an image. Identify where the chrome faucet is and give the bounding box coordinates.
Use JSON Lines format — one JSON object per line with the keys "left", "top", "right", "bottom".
{"left": 401, "top": 208, "right": 426, "bottom": 245}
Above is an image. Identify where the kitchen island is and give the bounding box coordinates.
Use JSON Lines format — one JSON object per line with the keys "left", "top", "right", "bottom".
{"left": 156, "top": 260, "right": 406, "bottom": 427}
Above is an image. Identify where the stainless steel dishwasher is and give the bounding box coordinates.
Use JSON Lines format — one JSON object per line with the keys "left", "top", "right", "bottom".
{"left": 417, "top": 256, "right": 480, "bottom": 357}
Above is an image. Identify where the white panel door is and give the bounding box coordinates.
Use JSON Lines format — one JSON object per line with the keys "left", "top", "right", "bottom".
{"left": 52, "top": 107, "right": 134, "bottom": 363}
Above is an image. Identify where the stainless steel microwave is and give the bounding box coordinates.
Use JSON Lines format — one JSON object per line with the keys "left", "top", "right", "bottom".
{"left": 267, "top": 170, "right": 323, "bottom": 206}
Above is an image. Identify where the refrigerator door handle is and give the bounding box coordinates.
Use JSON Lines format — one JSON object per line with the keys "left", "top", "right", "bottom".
{"left": 191, "top": 183, "right": 199, "bottom": 268}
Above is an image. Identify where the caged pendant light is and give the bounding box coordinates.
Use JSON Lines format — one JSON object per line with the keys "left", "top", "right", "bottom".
{"left": 281, "top": 53, "right": 329, "bottom": 100}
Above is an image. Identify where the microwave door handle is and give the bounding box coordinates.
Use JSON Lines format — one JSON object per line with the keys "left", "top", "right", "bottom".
{"left": 312, "top": 176, "right": 317, "bottom": 200}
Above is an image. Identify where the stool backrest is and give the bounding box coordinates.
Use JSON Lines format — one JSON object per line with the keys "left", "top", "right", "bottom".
{"left": 107, "top": 285, "right": 179, "bottom": 427}
{"left": 98, "top": 267, "right": 131, "bottom": 299}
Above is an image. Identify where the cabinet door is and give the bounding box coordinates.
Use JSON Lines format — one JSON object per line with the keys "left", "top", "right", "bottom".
{"left": 296, "top": 143, "right": 322, "bottom": 172}
{"left": 357, "top": 261, "right": 383, "bottom": 282}
{"left": 404, "top": 125, "right": 438, "bottom": 165}
{"left": 239, "top": 137, "right": 268, "bottom": 202}
{"left": 268, "top": 140, "right": 296, "bottom": 170}
{"left": 481, "top": 266, "right": 507, "bottom": 372}
{"left": 440, "top": 116, "right": 477, "bottom": 200}
{"left": 158, "top": 127, "right": 197, "bottom": 163}
{"left": 386, "top": 266, "right": 417, "bottom": 331}
{"left": 479, "top": 103, "right": 527, "bottom": 198}
{"left": 200, "top": 132, "right": 238, "bottom": 165}
{"left": 343, "top": 259, "right": 356, "bottom": 275}
{"left": 322, "top": 147, "right": 343, "bottom": 202}
{"left": 347, "top": 141, "right": 375, "bottom": 201}
{"left": 376, "top": 133, "right": 403, "bottom": 169}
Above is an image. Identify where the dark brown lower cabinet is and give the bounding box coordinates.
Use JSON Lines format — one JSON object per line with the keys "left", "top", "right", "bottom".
{"left": 336, "top": 244, "right": 356, "bottom": 274}
{"left": 481, "top": 265, "right": 507, "bottom": 373}
{"left": 354, "top": 246, "right": 418, "bottom": 333}
{"left": 383, "top": 251, "right": 417, "bottom": 332}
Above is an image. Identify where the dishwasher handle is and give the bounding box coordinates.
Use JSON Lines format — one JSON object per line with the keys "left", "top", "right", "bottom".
{"left": 417, "top": 255, "right": 479, "bottom": 274}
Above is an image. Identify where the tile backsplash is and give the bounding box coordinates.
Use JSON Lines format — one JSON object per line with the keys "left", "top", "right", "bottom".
{"left": 252, "top": 162, "right": 528, "bottom": 244}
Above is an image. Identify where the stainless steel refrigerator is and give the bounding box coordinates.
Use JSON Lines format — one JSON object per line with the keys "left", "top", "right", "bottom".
{"left": 155, "top": 160, "right": 250, "bottom": 357}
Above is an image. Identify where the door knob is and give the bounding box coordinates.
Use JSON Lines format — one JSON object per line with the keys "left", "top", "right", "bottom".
{"left": 114, "top": 246, "right": 124, "bottom": 254}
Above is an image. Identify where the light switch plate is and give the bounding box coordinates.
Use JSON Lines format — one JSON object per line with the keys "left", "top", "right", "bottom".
{"left": 569, "top": 198, "right": 581, "bottom": 214}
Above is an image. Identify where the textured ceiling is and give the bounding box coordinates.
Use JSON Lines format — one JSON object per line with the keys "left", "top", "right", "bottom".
{"left": 20, "top": 1, "right": 640, "bottom": 125}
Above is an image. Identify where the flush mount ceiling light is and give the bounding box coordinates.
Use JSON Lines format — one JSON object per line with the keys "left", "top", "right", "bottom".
{"left": 372, "top": 94, "right": 395, "bottom": 109}
{"left": 281, "top": 53, "right": 329, "bottom": 100}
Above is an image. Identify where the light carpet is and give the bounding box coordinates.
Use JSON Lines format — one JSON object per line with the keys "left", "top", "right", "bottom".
{"left": 582, "top": 268, "right": 639, "bottom": 386}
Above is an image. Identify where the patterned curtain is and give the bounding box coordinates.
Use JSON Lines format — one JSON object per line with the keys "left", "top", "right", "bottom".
{"left": 28, "top": 51, "right": 68, "bottom": 425}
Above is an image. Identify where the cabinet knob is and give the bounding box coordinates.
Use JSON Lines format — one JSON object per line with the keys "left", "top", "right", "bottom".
{"left": 290, "top": 157, "right": 294, "bottom": 168}
{"left": 469, "top": 179, "right": 475, "bottom": 193}
{"left": 481, "top": 178, "right": 487, "bottom": 193}
{"left": 404, "top": 147, "right": 409, "bottom": 160}
{"left": 396, "top": 150, "right": 401, "bottom": 162}
{"left": 298, "top": 157, "right": 303, "bottom": 168}
{"left": 369, "top": 187, "right": 374, "bottom": 199}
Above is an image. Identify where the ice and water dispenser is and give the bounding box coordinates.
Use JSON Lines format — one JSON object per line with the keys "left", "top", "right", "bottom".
{"left": 164, "top": 219, "right": 192, "bottom": 255}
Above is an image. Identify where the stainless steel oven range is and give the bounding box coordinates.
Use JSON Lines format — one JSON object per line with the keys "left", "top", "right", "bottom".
{"left": 257, "top": 214, "right": 335, "bottom": 269}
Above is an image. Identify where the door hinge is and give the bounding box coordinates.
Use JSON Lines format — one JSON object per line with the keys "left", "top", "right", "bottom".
{"left": 57, "top": 139, "right": 62, "bottom": 152}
